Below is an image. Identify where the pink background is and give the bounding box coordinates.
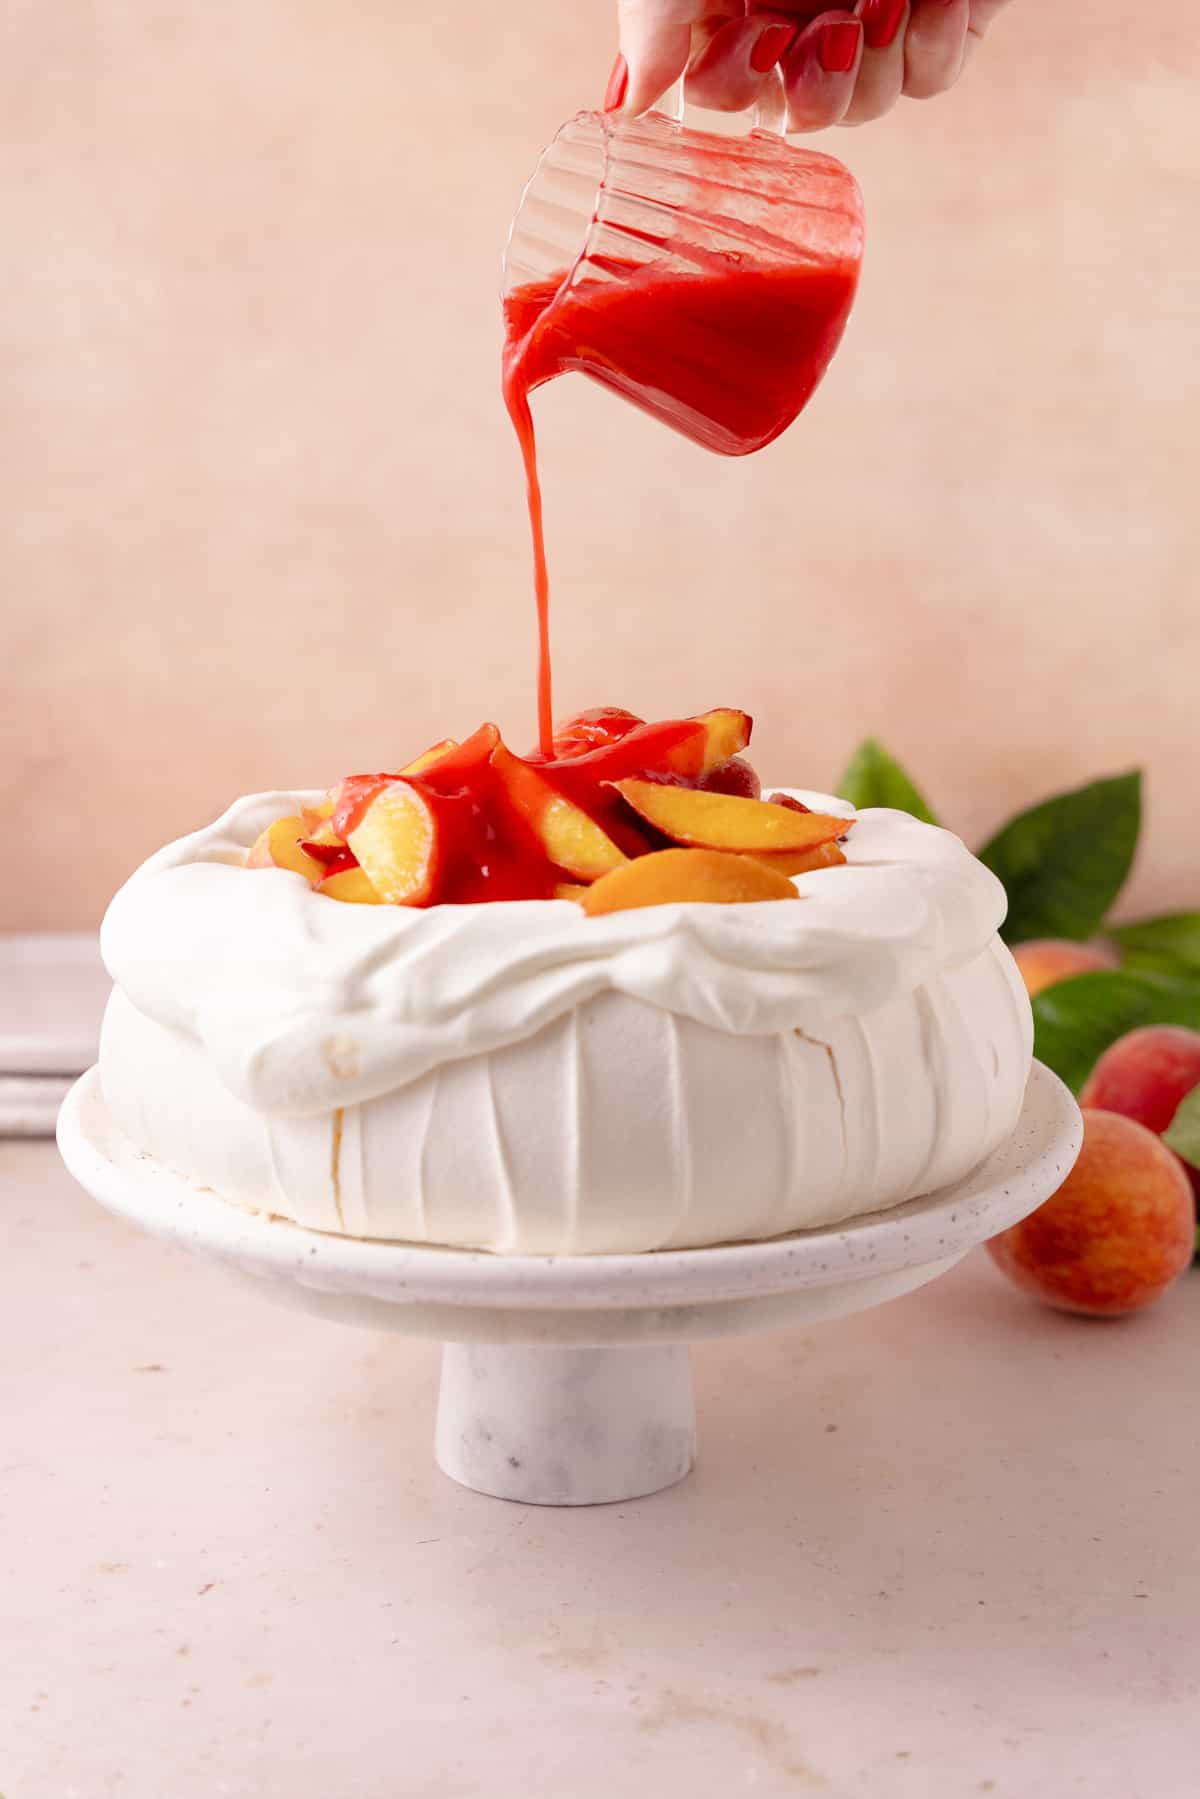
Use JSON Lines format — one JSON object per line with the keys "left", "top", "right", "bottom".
{"left": 5, "top": 0, "right": 1197, "bottom": 930}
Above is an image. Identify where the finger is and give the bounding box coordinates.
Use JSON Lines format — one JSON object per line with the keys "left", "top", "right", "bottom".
{"left": 842, "top": 0, "right": 908, "bottom": 124}
{"left": 685, "top": 13, "right": 800, "bottom": 114}
{"left": 780, "top": 10, "right": 863, "bottom": 131}
{"left": 967, "top": 0, "right": 1014, "bottom": 34}
{"left": 902, "top": 0, "right": 970, "bottom": 99}
{"left": 615, "top": 0, "right": 709, "bottom": 116}
{"left": 963, "top": 0, "right": 1014, "bottom": 65}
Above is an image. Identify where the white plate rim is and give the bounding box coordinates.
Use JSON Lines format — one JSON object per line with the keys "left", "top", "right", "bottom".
{"left": 57, "top": 1063, "right": 1081, "bottom": 1312}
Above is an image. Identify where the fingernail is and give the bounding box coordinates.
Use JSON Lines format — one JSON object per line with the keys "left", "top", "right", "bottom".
{"left": 603, "top": 52, "right": 629, "bottom": 112}
{"left": 859, "top": 0, "right": 906, "bottom": 50}
{"left": 750, "top": 22, "right": 797, "bottom": 73}
{"left": 817, "top": 19, "right": 861, "bottom": 72}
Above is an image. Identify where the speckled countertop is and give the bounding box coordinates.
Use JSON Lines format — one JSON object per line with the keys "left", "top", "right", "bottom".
{"left": 5, "top": 1138, "right": 1198, "bottom": 1799}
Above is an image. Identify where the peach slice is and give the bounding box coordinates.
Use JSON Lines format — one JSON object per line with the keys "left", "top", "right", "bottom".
{"left": 319, "top": 866, "right": 384, "bottom": 905}
{"left": 300, "top": 793, "right": 337, "bottom": 833}
{"left": 326, "top": 744, "right": 463, "bottom": 838}
{"left": 300, "top": 817, "right": 345, "bottom": 854}
{"left": 345, "top": 780, "right": 445, "bottom": 906}
{"left": 751, "top": 841, "right": 847, "bottom": 878}
{"left": 331, "top": 775, "right": 395, "bottom": 839}
{"left": 549, "top": 708, "right": 643, "bottom": 760}
{"left": 244, "top": 816, "right": 325, "bottom": 883}
{"left": 578, "top": 848, "right": 797, "bottom": 916}
{"left": 614, "top": 779, "right": 848, "bottom": 856}
{"left": 631, "top": 708, "right": 752, "bottom": 780}
{"left": 676, "top": 707, "right": 753, "bottom": 775}
{"left": 491, "top": 742, "right": 626, "bottom": 882}
{"left": 326, "top": 747, "right": 461, "bottom": 840}
{"left": 538, "top": 716, "right": 730, "bottom": 788}
{"left": 419, "top": 723, "right": 501, "bottom": 791}
{"left": 299, "top": 835, "right": 351, "bottom": 868}
{"left": 398, "top": 738, "right": 458, "bottom": 777}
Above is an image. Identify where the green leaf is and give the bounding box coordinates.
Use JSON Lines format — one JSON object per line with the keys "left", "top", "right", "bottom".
{"left": 1109, "top": 912, "right": 1200, "bottom": 975}
{"left": 1032, "top": 968, "right": 1200, "bottom": 1094}
{"left": 979, "top": 771, "right": 1141, "bottom": 946}
{"left": 836, "top": 739, "right": 939, "bottom": 825}
{"left": 1164, "top": 1087, "right": 1200, "bottom": 1169}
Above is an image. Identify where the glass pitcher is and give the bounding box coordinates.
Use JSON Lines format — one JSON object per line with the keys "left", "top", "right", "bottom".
{"left": 502, "top": 105, "right": 864, "bottom": 456}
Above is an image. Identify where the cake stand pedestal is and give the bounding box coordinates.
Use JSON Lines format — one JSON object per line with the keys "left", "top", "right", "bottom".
{"left": 436, "top": 1342, "right": 695, "bottom": 1504}
{"left": 58, "top": 1064, "right": 1081, "bottom": 1507}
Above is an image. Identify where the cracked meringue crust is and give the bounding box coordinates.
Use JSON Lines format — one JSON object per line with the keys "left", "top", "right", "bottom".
{"left": 97, "top": 789, "right": 1033, "bottom": 1254}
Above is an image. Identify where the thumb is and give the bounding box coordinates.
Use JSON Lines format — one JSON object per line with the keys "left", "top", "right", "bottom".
{"left": 964, "top": 0, "right": 1014, "bottom": 57}
{"left": 615, "top": 0, "right": 708, "bottom": 115}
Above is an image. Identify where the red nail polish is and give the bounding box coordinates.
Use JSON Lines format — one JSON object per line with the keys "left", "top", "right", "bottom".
{"left": 860, "top": 0, "right": 906, "bottom": 50}
{"left": 817, "top": 19, "right": 861, "bottom": 72}
{"left": 603, "top": 52, "right": 628, "bottom": 112}
{"left": 750, "top": 22, "right": 797, "bottom": 73}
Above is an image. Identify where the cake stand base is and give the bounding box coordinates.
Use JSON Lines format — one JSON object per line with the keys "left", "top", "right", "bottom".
{"left": 436, "top": 1342, "right": 694, "bottom": 1504}
{"left": 58, "top": 1064, "right": 1082, "bottom": 1507}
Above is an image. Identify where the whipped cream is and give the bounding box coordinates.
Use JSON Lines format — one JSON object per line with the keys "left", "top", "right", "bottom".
{"left": 101, "top": 789, "right": 1009, "bottom": 1120}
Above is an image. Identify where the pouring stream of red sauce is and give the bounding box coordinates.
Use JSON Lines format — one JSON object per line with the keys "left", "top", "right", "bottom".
{"left": 502, "top": 252, "right": 859, "bottom": 754}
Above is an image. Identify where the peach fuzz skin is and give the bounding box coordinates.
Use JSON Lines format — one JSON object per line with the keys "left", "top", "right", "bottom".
{"left": 1011, "top": 937, "right": 1119, "bottom": 997}
{"left": 1080, "top": 1025, "right": 1200, "bottom": 1204}
{"left": 987, "top": 1109, "right": 1193, "bottom": 1317}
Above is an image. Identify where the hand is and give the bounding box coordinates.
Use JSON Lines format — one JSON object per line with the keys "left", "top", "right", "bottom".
{"left": 610, "top": 0, "right": 1014, "bottom": 131}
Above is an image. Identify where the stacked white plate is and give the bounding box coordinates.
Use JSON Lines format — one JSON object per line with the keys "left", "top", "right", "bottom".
{"left": 0, "top": 935, "right": 110, "bottom": 1136}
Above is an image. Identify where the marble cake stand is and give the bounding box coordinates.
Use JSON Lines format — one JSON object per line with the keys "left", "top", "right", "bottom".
{"left": 58, "top": 1063, "right": 1081, "bottom": 1507}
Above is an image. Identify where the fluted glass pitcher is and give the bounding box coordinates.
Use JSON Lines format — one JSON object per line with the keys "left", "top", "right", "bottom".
{"left": 503, "top": 107, "right": 864, "bottom": 456}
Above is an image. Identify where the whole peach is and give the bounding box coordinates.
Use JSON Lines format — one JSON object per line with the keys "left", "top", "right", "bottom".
{"left": 1011, "top": 937, "right": 1119, "bottom": 997}
{"left": 987, "top": 1109, "right": 1193, "bottom": 1316}
{"left": 1079, "top": 1025, "right": 1200, "bottom": 1203}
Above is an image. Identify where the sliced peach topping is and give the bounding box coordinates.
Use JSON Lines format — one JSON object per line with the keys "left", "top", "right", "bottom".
{"left": 564, "top": 708, "right": 749, "bottom": 784}
{"left": 319, "top": 865, "right": 384, "bottom": 904}
{"left": 345, "top": 781, "right": 446, "bottom": 906}
{"left": 491, "top": 742, "right": 626, "bottom": 882}
{"left": 549, "top": 707, "right": 643, "bottom": 760}
{"left": 535, "top": 717, "right": 711, "bottom": 787}
{"left": 750, "top": 841, "right": 847, "bottom": 878}
{"left": 297, "top": 831, "right": 347, "bottom": 863}
{"left": 244, "top": 817, "right": 326, "bottom": 883}
{"left": 669, "top": 707, "right": 752, "bottom": 775}
{"left": 300, "top": 817, "right": 346, "bottom": 856}
{"left": 418, "top": 722, "right": 501, "bottom": 791}
{"left": 577, "top": 848, "right": 797, "bottom": 916}
{"left": 613, "top": 779, "right": 849, "bottom": 856}
{"left": 397, "top": 738, "right": 459, "bottom": 777}
{"left": 241, "top": 706, "right": 853, "bottom": 909}
{"left": 300, "top": 793, "right": 337, "bottom": 834}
